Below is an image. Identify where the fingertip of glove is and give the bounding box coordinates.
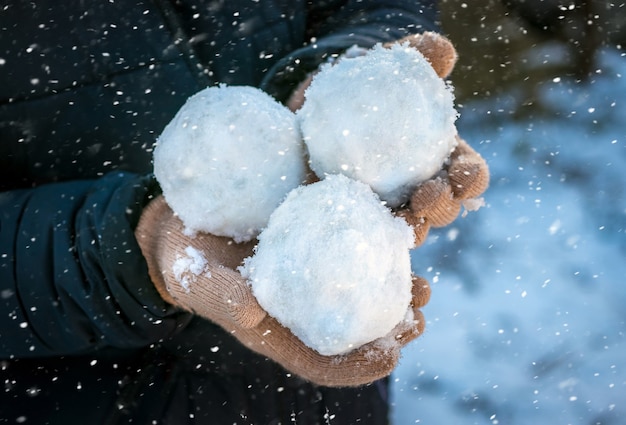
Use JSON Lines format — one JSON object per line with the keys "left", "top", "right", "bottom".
{"left": 411, "top": 182, "right": 461, "bottom": 227}
{"left": 448, "top": 139, "right": 490, "bottom": 200}
{"left": 450, "top": 163, "right": 490, "bottom": 200}
{"left": 396, "top": 210, "right": 431, "bottom": 246}
{"left": 227, "top": 292, "right": 267, "bottom": 329}
{"left": 411, "top": 276, "right": 431, "bottom": 308}
{"left": 390, "top": 310, "right": 426, "bottom": 347}
{"left": 412, "top": 309, "right": 427, "bottom": 337}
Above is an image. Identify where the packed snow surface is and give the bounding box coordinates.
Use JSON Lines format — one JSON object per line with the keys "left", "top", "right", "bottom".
{"left": 298, "top": 43, "right": 458, "bottom": 207}
{"left": 240, "top": 174, "right": 416, "bottom": 355}
{"left": 154, "top": 85, "right": 306, "bottom": 242}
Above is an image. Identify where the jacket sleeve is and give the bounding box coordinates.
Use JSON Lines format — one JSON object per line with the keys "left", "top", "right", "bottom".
{"left": 0, "top": 172, "right": 191, "bottom": 358}
{"left": 261, "top": 0, "right": 441, "bottom": 102}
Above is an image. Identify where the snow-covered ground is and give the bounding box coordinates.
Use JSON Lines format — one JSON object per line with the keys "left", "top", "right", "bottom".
{"left": 391, "top": 47, "right": 626, "bottom": 424}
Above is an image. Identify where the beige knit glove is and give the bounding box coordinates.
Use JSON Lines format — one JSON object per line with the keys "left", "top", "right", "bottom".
{"left": 396, "top": 136, "right": 490, "bottom": 246}
{"left": 135, "top": 196, "right": 430, "bottom": 387}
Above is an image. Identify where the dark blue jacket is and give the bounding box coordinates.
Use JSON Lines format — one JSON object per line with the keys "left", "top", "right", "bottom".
{"left": 0, "top": 1, "right": 438, "bottom": 423}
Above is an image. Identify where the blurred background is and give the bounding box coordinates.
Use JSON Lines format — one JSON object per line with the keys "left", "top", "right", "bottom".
{"left": 441, "top": 0, "right": 625, "bottom": 105}
{"left": 391, "top": 1, "right": 626, "bottom": 424}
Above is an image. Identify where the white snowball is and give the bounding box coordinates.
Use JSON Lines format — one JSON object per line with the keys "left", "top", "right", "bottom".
{"left": 154, "top": 85, "right": 306, "bottom": 242}
{"left": 240, "top": 174, "right": 415, "bottom": 355}
{"left": 298, "top": 43, "right": 458, "bottom": 207}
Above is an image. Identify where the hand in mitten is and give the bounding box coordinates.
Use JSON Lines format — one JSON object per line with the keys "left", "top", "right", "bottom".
{"left": 380, "top": 33, "right": 489, "bottom": 245}
{"left": 396, "top": 136, "right": 490, "bottom": 246}
{"left": 135, "top": 195, "right": 430, "bottom": 387}
{"left": 288, "top": 31, "right": 489, "bottom": 243}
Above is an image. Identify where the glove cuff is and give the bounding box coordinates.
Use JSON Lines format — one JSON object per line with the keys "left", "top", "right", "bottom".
{"left": 135, "top": 196, "right": 179, "bottom": 306}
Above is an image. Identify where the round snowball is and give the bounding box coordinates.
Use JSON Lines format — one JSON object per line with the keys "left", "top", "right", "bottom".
{"left": 298, "top": 43, "right": 458, "bottom": 207}
{"left": 154, "top": 85, "right": 306, "bottom": 242}
{"left": 240, "top": 174, "right": 415, "bottom": 355}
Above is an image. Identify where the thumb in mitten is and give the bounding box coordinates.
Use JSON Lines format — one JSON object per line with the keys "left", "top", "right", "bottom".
{"left": 135, "top": 196, "right": 266, "bottom": 329}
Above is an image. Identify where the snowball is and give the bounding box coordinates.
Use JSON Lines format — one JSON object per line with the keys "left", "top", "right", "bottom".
{"left": 154, "top": 85, "right": 306, "bottom": 242}
{"left": 240, "top": 174, "right": 415, "bottom": 355}
{"left": 298, "top": 43, "right": 458, "bottom": 207}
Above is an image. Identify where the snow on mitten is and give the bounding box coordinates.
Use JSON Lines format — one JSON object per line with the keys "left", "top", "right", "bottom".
{"left": 135, "top": 196, "right": 266, "bottom": 328}
{"left": 135, "top": 196, "right": 431, "bottom": 387}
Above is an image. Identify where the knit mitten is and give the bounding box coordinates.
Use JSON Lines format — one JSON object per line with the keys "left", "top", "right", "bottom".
{"left": 398, "top": 136, "right": 490, "bottom": 246}
{"left": 135, "top": 196, "right": 431, "bottom": 387}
